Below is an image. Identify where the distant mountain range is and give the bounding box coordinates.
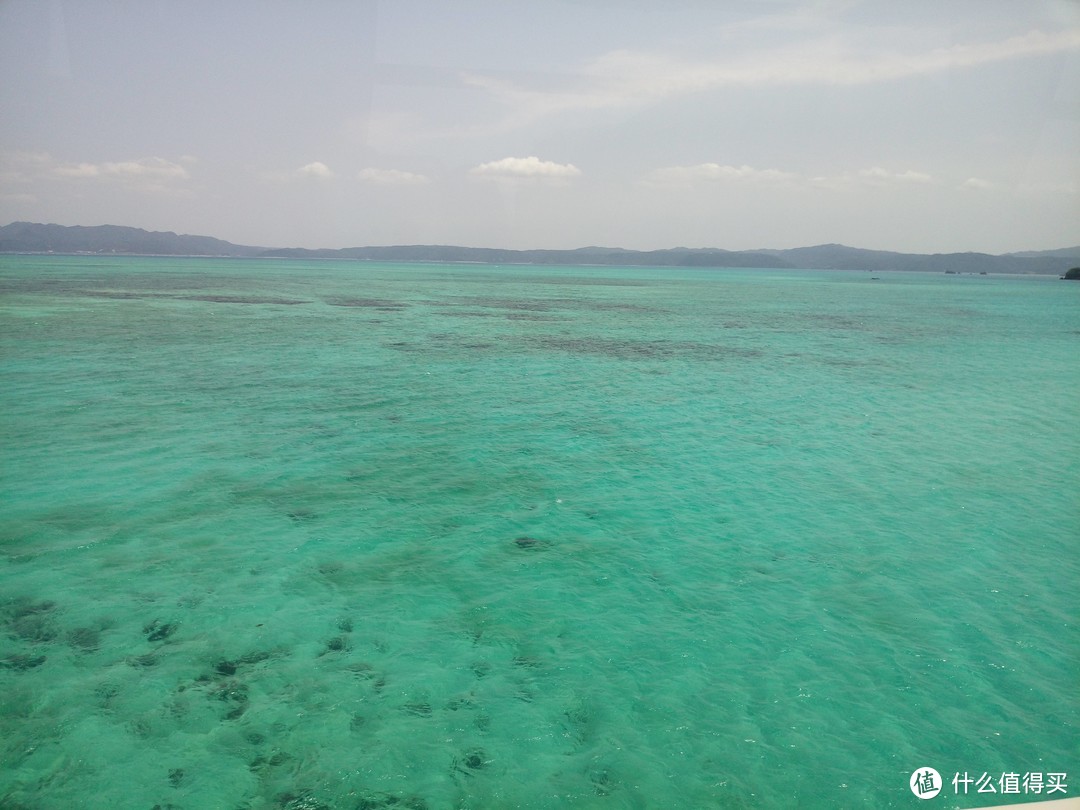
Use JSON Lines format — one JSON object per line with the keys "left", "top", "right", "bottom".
{"left": 2, "top": 221, "right": 1078, "bottom": 275}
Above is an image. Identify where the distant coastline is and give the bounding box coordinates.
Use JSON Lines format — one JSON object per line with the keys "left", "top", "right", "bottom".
{"left": 2, "top": 221, "right": 1078, "bottom": 275}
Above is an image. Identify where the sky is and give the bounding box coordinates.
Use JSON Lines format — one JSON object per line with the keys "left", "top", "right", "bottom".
{"left": 1, "top": 0, "right": 1078, "bottom": 254}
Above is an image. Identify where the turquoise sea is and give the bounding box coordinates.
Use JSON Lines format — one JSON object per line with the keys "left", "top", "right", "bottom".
{"left": 1, "top": 255, "right": 1076, "bottom": 809}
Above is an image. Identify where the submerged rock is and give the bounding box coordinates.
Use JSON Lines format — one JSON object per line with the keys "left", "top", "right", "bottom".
{"left": 513, "top": 536, "right": 550, "bottom": 550}
{"left": 461, "top": 749, "right": 486, "bottom": 770}
{"left": 9, "top": 613, "right": 58, "bottom": 642}
{"left": 277, "top": 792, "right": 331, "bottom": 810}
{"left": 1, "top": 653, "right": 46, "bottom": 671}
{"left": 251, "top": 751, "right": 292, "bottom": 771}
{"left": 6, "top": 597, "right": 57, "bottom": 620}
{"left": 356, "top": 792, "right": 428, "bottom": 810}
{"left": 347, "top": 661, "right": 376, "bottom": 678}
{"left": 470, "top": 660, "right": 491, "bottom": 679}
{"left": 212, "top": 680, "right": 248, "bottom": 704}
{"left": 67, "top": 627, "right": 101, "bottom": 652}
{"left": 401, "top": 701, "right": 432, "bottom": 717}
{"left": 144, "top": 619, "right": 178, "bottom": 642}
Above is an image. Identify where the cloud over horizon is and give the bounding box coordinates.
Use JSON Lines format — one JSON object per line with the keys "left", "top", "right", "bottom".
{"left": 470, "top": 156, "right": 582, "bottom": 179}
{"left": 463, "top": 26, "right": 1080, "bottom": 131}
{"left": 52, "top": 156, "right": 191, "bottom": 181}
{"left": 0, "top": 152, "right": 194, "bottom": 195}
{"left": 297, "top": 161, "right": 333, "bottom": 179}
{"left": 357, "top": 167, "right": 430, "bottom": 185}
{"left": 647, "top": 163, "right": 797, "bottom": 185}
{"left": 648, "top": 163, "right": 939, "bottom": 190}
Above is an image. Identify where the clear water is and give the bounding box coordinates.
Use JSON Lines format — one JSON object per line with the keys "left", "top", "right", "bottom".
{"left": 1, "top": 256, "right": 1076, "bottom": 809}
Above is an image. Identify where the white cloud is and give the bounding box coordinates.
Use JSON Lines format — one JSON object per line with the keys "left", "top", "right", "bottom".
{"left": 259, "top": 161, "right": 335, "bottom": 183}
{"left": 646, "top": 163, "right": 938, "bottom": 189}
{"left": 53, "top": 156, "right": 190, "bottom": 182}
{"left": 960, "top": 177, "right": 995, "bottom": 191}
{"left": 53, "top": 162, "right": 102, "bottom": 178}
{"left": 647, "top": 163, "right": 797, "bottom": 185}
{"left": 464, "top": 28, "right": 1080, "bottom": 130}
{"left": 0, "top": 153, "right": 194, "bottom": 195}
{"left": 806, "top": 167, "right": 937, "bottom": 190}
{"left": 1, "top": 151, "right": 195, "bottom": 197}
{"left": 470, "top": 156, "right": 581, "bottom": 179}
{"left": 298, "top": 161, "right": 333, "bottom": 178}
{"left": 625, "top": 28, "right": 1080, "bottom": 90}
{"left": 857, "top": 167, "right": 935, "bottom": 185}
{"left": 357, "top": 167, "right": 430, "bottom": 185}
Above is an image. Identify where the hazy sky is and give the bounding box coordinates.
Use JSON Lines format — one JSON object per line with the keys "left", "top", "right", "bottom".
{"left": 1, "top": 1, "right": 1078, "bottom": 253}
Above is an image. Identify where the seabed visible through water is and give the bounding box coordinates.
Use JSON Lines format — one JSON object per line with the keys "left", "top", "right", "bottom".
{"left": 1, "top": 256, "right": 1077, "bottom": 808}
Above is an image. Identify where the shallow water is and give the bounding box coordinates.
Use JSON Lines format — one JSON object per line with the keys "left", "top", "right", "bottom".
{"left": 1, "top": 256, "right": 1076, "bottom": 809}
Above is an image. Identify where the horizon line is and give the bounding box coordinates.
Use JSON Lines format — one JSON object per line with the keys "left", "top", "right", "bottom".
{"left": 4, "top": 221, "right": 1080, "bottom": 258}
